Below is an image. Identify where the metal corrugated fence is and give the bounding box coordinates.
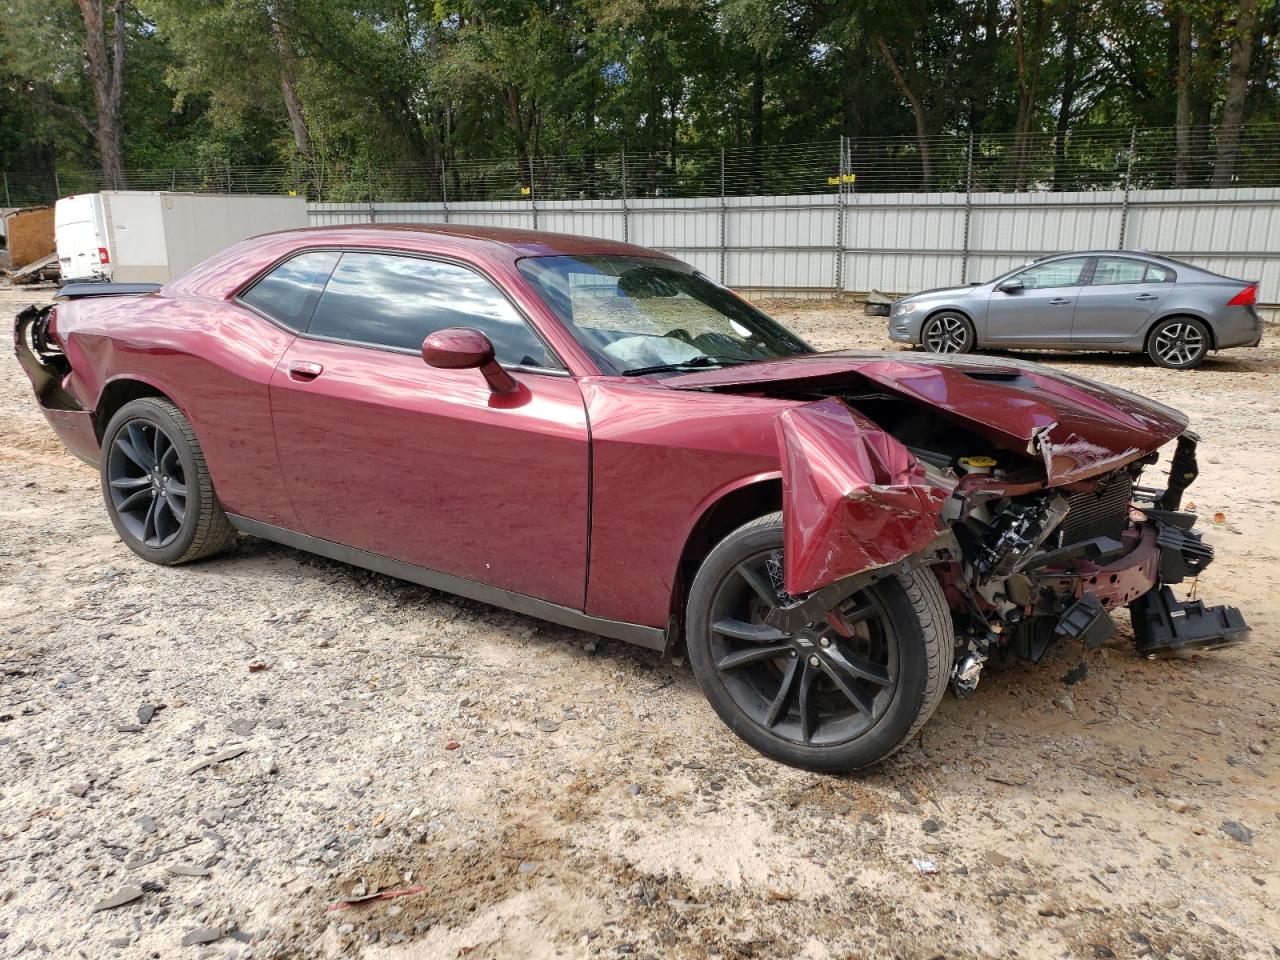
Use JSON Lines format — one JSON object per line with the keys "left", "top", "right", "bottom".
{"left": 308, "top": 186, "right": 1280, "bottom": 305}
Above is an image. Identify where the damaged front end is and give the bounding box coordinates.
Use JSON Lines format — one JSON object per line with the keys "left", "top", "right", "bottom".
{"left": 763, "top": 363, "right": 1248, "bottom": 700}
{"left": 938, "top": 430, "right": 1247, "bottom": 695}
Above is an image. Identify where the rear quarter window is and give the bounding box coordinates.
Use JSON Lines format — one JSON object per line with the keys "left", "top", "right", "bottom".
{"left": 238, "top": 251, "right": 340, "bottom": 330}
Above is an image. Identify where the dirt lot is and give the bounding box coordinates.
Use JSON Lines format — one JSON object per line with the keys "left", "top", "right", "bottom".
{"left": 1, "top": 288, "right": 1277, "bottom": 960}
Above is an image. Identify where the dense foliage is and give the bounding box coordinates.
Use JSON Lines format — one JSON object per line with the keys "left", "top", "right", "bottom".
{"left": 1, "top": 0, "right": 1276, "bottom": 194}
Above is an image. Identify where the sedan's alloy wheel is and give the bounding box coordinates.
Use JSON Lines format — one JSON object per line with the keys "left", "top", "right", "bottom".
{"left": 708, "top": 550, "right": 899, "bottom": 745}
{"left": 1152, "top": 322, "right": 1206, "bottom": 367}
{"left": 922, "top": 313, "right": 971, "bottom": 354}
{"left": 107, "top": 419, "right": 188, "bottom": 548}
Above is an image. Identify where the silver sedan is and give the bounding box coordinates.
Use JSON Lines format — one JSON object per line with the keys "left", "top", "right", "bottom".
{"left": 887, "top": 251, "right": 1263, "bottom": 369}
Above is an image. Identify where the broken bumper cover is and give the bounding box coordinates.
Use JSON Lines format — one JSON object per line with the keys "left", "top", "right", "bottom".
{"left": 775, "top": 398, "right": 951, "bottom": 595}
{"left": 13, "top": 304, "right": 99, "bottom": 466}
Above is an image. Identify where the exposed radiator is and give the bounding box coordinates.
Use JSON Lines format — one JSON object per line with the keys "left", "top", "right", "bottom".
{"left": 1058, "top": 472, "right": 1133, "bottom": 546}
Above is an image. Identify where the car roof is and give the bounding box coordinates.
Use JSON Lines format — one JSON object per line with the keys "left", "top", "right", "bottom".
{"left": 255, "top": 222, "right": 672, "bottom": 260}
{"left": 165, "top": 222, "right": 681, "bottom": 301}
{"left": 1035, "top": 249, "right": 1204, "bottom": 270}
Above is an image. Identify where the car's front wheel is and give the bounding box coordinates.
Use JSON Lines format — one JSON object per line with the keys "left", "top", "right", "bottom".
{"left": 921, "top": 311, "right": 975, "bottom": 355}
{"left": 100, "top": 397, "right": 238, "bottom": 565}
{"left": 685, "top": 513, "right": 953, "bottom": 772}
{"left": 1147, "top": 317, "right": 1210, "bottom": 369}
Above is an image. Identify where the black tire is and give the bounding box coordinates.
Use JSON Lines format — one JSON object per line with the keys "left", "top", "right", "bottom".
{"left": 100, "top": 397, "right": 238, "bottom": 565}
{"left": 1146, "top": 317, "right": 1210, "bottom": 369}
{"left": 685, "top": 513, "right": 952, "bottom": 772}
{"left": 920, "top": 311, "right": 976, "bottom": 355}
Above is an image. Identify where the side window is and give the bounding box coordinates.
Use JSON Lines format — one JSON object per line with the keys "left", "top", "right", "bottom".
{"left": 307, "top": 253, "right": 558, "bottom": 369}
{"left": 1015, "top": 257, "right": 1090, "bottom": 290}
{"left": 1144, "top": 263, "right": 1175, "bottom": 283}
{"left": 239, "top": 251, "right": 340, "bottom": 330}
{"left": 1092, "top": 257, "right": 1148, "bottom": 286}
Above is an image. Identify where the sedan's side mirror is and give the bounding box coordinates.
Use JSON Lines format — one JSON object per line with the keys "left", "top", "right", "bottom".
{"left": 997, "top": 278, "right": 1024, "bottom": 293}
{"left": 421, "top": 328, "right": 518, "bottom": 394}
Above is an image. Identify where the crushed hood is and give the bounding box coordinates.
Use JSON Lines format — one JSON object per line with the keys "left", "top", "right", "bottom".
{"left": 666, "top": 351, "right": 1188, "bottom": 485}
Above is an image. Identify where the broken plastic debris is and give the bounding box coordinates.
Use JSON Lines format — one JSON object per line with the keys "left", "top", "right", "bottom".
{"left": 326, "top": 885, "right": 426, "bottom": 911}
{"left": 185, "top": 746, "right": 249, "bottom": 775}
{"left": 912, "top": 858, "right": 939, "bottom": 875}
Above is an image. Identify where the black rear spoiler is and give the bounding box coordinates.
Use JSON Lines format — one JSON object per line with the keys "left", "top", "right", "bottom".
{"left": 55, "top": 282, "right": 162, "bottom": 301}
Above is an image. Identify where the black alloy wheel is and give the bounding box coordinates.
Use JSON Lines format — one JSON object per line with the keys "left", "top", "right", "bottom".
{"left": 686, "top": 513, "right": 951, "bottom": 772}
{"left": 706, "top": 549, "right": 900, "bottom": 746}
{"left": 107, "top": 418, "right": 188, "bottom": 548}
{"left": 100, "top": 397, "right": 238, "bottom": 565}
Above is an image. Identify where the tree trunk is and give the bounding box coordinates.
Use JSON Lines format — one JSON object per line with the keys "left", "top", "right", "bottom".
{"left": 1174, "top": 7, "right": 1192, "bottom": 186}
{"left": 839, "top": 44, "right": 864, "bottom": 138}
{"left": 77, "top": 0, "right": 127, "bottom": 189}
{"left": 874, "top": 33, "right": 932, "bottom": 187}
{"left": 1213, "top": 0, "right": 1261, "bottom": 185}
{"left": 506, "top": 86, "right": 537, "bottom": 189}
{"left": 1011, "top": 0, "right": 1047, "bottom": 190}
{"left": 273, "top": 8, "right": 311, "bottom": 155}
{"left": 1052, "top": 0, "right": 1079, "bottom": 191}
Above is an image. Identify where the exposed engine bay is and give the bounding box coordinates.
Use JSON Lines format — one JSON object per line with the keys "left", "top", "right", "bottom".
{"left": 933, "top": 433, "right": 1248, "bottom": 696}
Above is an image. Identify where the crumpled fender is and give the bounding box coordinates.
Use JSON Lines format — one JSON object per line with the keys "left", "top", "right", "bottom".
{"left": 777, "top": 398, "right": 952, "bottom": 595}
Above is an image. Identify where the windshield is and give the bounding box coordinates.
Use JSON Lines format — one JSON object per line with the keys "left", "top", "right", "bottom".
{"left": 516, "top": 255, "right": 813, "bottom": 375}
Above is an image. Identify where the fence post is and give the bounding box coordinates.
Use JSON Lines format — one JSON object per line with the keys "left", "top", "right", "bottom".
{"left": 834, "top": 137, "right": 846, "bottom": 296}
{"left": 226, "top": 161, "right": 232, "bottom": 194}
{"left": 1118, "top": 125, "right": 1137, "bottom": 248}
{"left": 719, "top": 148, "right": 727, "bottom": 284}
{"left": 961, "top": 132, "right": 974, "bottom": 284}
{"left": 53, "top": 169, "right": 61, "bottom": 199}
{"left": 367, "top": 173, "right": 375, "bottom": 223}
{"left": 3, "top": 172, "right": 10, "bottom": 207}
{"left": 620, "top": 149, "right": 629, "bottom": 244}
{"left": 529, "top": 158, "right": 538, "bottom": 230}
{"left": 441, "top": 163, "right": 450, "bottom": 223}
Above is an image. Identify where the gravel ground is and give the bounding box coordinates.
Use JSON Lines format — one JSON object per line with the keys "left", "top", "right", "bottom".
{"left": 1, "top": 287, "right": 1277, "bottom": 960}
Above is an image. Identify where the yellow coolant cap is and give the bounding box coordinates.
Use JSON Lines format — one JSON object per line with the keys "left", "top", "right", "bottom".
{"left": 958, "top": 456, "right": 997, "bottom": 474}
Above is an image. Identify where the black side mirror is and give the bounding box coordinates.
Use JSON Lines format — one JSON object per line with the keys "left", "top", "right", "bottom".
{"left": 997, "top": 278, "right": 1024, "bottom": 293}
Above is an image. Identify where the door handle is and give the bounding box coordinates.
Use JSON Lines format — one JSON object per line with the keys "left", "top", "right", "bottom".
{"left": 287, "top": 361, "right": 324, "bottom": 382}
{"left": 1049, "top": 298, "right": 1071, "bottom": 305}
{"left": 1135, "top": 293, "right": 1159, "bottom": 301}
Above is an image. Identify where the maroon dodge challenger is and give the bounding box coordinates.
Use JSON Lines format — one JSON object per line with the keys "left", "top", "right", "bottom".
{"left": 14, "top": 224, "right": 1248, "bottom": 771}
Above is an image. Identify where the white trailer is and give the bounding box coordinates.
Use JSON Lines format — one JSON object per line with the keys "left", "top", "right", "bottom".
{"left": 55, "top": 191, "right": 309, "bottom": 283}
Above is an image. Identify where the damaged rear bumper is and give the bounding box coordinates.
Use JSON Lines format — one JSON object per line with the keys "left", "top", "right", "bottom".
{"left": 13, "top": 304, "right": 99, "bottom": 465}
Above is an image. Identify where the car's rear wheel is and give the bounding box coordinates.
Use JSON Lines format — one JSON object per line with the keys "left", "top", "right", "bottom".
{"left": 685, "top": 513, "right": 952, "bottom": 772}
{"left": 921, "top": 311, "right": 975, "bottom": 354}
{"left": 1147, "top": 317, "right": 1210, "bottom": 369}
{"left": 100, "top": 398, "right": 237, "bottom": 565}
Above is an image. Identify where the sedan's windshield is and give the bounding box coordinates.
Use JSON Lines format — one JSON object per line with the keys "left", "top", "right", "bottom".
{"left": 517, "top": 255, "right": 813, "bottom": 375}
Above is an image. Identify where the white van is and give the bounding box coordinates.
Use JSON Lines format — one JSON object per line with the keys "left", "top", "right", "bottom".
{"left": 55, "top": 194, "right": 112, "bottom": 282}
{"left": 54, "top": 192, "right": 309, "bottom": 284}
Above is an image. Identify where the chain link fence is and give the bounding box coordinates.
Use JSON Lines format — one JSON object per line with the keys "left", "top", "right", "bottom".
{"left": 3, "top": 125, "right": 1279, "bottom": 208}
